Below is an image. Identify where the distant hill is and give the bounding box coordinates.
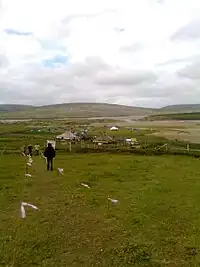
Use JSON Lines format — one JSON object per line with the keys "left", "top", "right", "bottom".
{"left": 160, "top": 104, "right": 200, "bottom": 113}
{"left": 142, "top": 112, "right": 200, "bottom": 121}
{"left": 1, "top": 103, "right": 200, "bottom": 120}
{"left": 0, "top": 104, "right": 33, "bottom": 112}
{"left": 0, "top": 103, "right": 155, "bottom": 119}
{"left": 141, "top": 104, "right": 200, "bottom": 121}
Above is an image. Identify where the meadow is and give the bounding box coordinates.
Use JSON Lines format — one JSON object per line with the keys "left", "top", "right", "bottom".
{"left": 1, "top": 121, "right": 200, "bottom": 266}
{"left": 143, "top": 112, "right": 200, "bottom": 121}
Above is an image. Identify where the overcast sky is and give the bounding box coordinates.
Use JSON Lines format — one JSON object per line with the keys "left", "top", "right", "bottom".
{"left": 0, "top": 0, "right": 200, "bottom": 107}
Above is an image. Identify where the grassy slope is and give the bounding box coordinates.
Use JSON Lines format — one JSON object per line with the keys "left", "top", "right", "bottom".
{"left": 2, "top": 103, "right": 200, "bottom": 119}
{"left": 0, "top": 103, "right": 155, "bottom": 119}
{"left": 160, "top": 104, "right": 200, "bottom": 113}
{"left": 0, "top": 104, "right": 33, "bottom": 112}
{"left": 142, "top": 112, "right": 200, "bottom": 121}
{"left": 1, "top": 153, "right": 200, "bottom": 266}
{"left": 1, "top": 122, "right": 200, "bottom": 266}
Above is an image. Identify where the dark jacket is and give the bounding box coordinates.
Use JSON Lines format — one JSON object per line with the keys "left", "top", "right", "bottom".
{"left": 28, "top": 145, "right": 33, "bottom": 151}
{"left": 44, "top": 144, "right": 56, "bottom": 159}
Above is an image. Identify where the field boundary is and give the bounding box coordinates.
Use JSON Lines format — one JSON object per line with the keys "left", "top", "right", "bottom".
{"left": 3, "top": 142, "right": 200, "bottom": 158}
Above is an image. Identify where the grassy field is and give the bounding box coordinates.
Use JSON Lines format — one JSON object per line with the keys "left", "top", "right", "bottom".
{"left": 1, "top": 120, "right": 200, "bottom": 266}
{"left": 0, "top": 121, "right": 174, "bottom": 155}
{"left": 1, "top": 153, "right": 200, "bottom": 266}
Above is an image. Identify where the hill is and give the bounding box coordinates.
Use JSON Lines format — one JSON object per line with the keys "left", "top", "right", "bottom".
{"left": 160, "top": 104, "right": 200, "bottom": 113}
{"left": 141, "top": 104, "right": 200, "bottom": 121}
{"left": 142, "top": 112, "right": 200, "bottom": 121}
{"left": 0, "top": 103, "right": 155, "bottom": 119}
{"left": 2, "top": 103, "right": 200, "bottom": 120}
{"left": 0, "top": 104, "right": 33, "bottom": 112}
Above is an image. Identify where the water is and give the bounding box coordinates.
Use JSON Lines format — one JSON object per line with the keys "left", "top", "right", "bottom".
{"left": 0, "top": 119, "right": 32, "bottom": 123}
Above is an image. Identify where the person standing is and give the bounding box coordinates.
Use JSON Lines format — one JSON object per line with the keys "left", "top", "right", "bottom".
{"left": 28, "top": 144, "right": 33, "bottom": 156}
{"left": 44, "top": 143, "right": 56, "bottom": 171}
{"left": 23, "top": 145, "right": 28, "bottom": 156}
{"left": 35, "top": 144, "right": 40, "bottom": 155}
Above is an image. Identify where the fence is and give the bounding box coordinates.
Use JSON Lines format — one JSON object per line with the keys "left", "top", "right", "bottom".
{"left": 1, "top": 141, "right": 200, "bottom": 158}
{"left": 59, "top": 141, "right": 200, "bottom": 152}
{"left": 65, "top": 142, "right": 200, "bottom": 157}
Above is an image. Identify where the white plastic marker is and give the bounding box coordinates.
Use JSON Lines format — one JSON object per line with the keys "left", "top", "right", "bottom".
{"left": 57, "top": 168, "right": 64, "bottom": 175}
{"left": 20, "top": 202, "right": 38, "bottom": 218}
{"left": 41, "top": 152, "right": 45, "bottom": 158}
{"left": 41, "top": 152, "right": 47, "bottom": 163}
{"left": 28, "top": 159, "right": 33, "bottom": 164}
{"left": 0, "top": 146, "right": 6, "bottom": 156}
{"left": 28, "top": 156, "right": 33, "bottom": 163}
{"left": 25, "top": 174, "right": 32, "bottom": 177}
{"left": 81, "top": 183, "right": 90, "bottom": 189}
{"left": 108, "top": 197, "right": 119, "bottom": 205}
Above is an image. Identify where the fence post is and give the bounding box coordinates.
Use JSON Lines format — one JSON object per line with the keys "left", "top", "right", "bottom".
{"left": 69, "top": 142, "right": 72, "bottom": 152}
{"left": 187, "top": 144, "right": 190, "bottom": 152}
{"left": 165, "top": 144, "right": 168, "bottom": 152}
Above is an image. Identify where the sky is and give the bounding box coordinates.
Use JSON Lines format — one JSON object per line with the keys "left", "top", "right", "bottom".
{"left": 0, "top": 0, "right": 200, "bottom": 107}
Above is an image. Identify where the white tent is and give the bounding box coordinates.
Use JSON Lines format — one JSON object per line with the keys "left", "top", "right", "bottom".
{"left": 110, "top": 126, "right": 119, "bottom": 131}
{"left": 56, "top": 131, "right": 78, "bottom": 140}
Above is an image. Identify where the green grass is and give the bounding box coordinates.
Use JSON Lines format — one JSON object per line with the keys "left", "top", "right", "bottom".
{"left": 1, "top": 121, "right": 200, "bottom": 156}
{"left": 1, "top": 153, "right": 200, "bottom": 266}
{"left": 143, "top": 112, "right": 200, "bottom": 121}
{"left": 0, "top": 122, "right": 167, "bottom": 154}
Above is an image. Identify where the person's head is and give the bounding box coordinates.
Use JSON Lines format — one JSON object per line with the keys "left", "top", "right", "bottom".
{"left": 48, "top": 143, "right": 52, "bottom": 148}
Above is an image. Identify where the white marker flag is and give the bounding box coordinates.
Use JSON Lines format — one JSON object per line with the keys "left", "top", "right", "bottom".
{"left": 108, "top": 197, "right": 119, "bottom": 205}
{"left": 28, "top": 158, "right": 33, "bottom": 164}
{"left": 20, "top": 202, "right": 38, "bottom": 218}
{"left": 57, "top": 168, "right": 64, "bottom": 175}
{"left": 81, "top": 183, "right": 90, "bottom": 189}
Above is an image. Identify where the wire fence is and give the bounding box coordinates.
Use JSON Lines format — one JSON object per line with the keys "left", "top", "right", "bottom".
{"left": 2, "top": 140, "right": 200, "bottom": 158}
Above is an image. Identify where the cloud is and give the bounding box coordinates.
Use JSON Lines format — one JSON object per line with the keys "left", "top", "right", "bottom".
{"left": 171, "top": 19, "right": 200, "bottom": 41}
{"left": 95, "top": 69, "right": 157, "bottom": 86}
{"left": 178, "top": 60, "right": 200, "bottom": 79}
{"left": 1, "top": 0, "right": 200, "bottom": 107}
{"left": 4, "top": 28, "right": 32, "bottom": 36}
{"left": 119, "top": 42, "right": 146, "bottom": 53}
{"left": 0, "top": 54, "right": 8, "bottom": 68}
